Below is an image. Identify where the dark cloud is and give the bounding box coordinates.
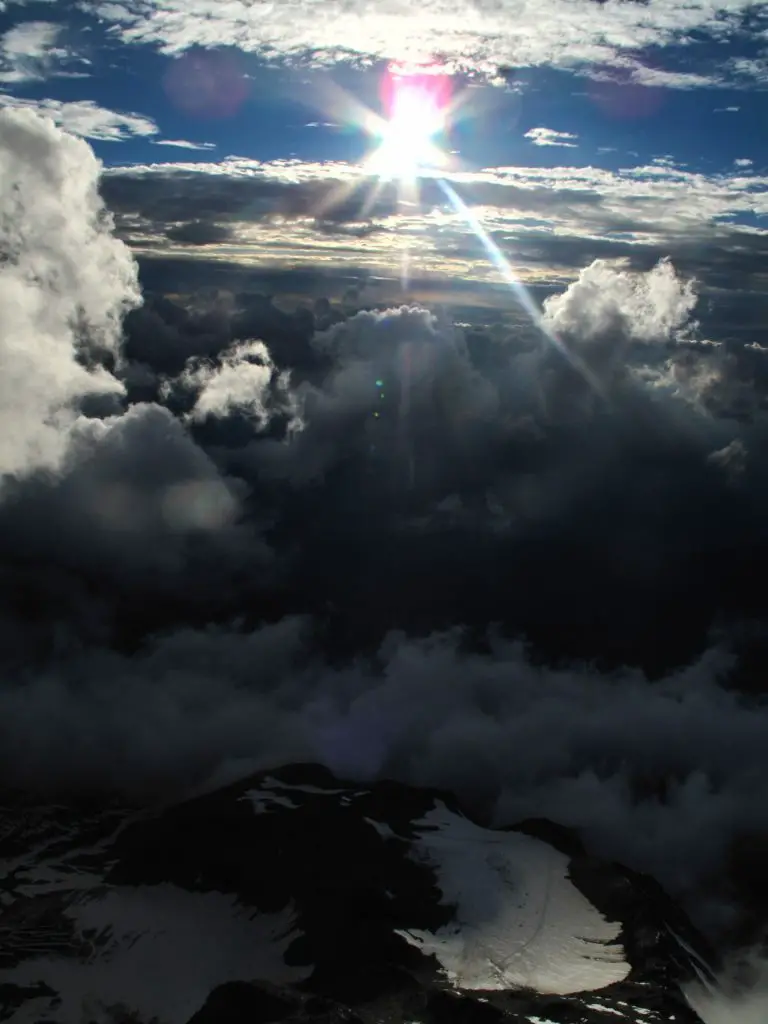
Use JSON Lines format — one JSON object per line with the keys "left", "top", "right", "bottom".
{"left": 97, "top": 166, "right": 615, "bottom": 233}
{"left": 100, "top": 164, "right": 768, "bottom": 323}
{"left": 165, "top": 219, "right": 234, "bottom": 245}
{"left": 101, "top": 170, "right": 396, "bottom": 221}
{"left": 122, "top": 298, "right": 234, "bottom": 376}
{"left": 6, "top": 105, "right": 768, "bottom": 967}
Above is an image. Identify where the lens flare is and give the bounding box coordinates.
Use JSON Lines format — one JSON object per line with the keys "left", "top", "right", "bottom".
{"left": 367, "top": 64, "right": 452, "bottom": 180}
{"left": 437, "top": 179, "right": 606, "bottom": 397}
{"left": 298, "top": 63, "right": 605, "bottom": 397}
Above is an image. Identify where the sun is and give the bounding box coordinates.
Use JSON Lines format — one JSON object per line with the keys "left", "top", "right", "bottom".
{"left": 367, "top": 64, "right": 451, "bottom": 180}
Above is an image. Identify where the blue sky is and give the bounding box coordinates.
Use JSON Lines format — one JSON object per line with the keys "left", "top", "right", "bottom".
{"left": 1, "top": 0, "right": 767, "bottom": 293}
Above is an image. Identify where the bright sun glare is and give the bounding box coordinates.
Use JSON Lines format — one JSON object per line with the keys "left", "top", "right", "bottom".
{"left": 312, "top": 61, "right": 601, "bottom": 397}
{"left": 367, "top": 65, "right": 450, "bottom": 180}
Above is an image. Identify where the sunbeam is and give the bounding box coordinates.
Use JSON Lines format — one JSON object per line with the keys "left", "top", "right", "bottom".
{"left": 436, "top": 178, "right": 607, "bottom": 397}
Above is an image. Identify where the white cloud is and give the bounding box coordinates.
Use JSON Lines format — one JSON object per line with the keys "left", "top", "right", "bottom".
{"left": 184, "top": 341, "right": 277, "bottom": 424}
{"left": 619, "top": 63, "right": 718, "bottom": 89}
{"left": 729, "top": 56, "right": 768, "bottom": 83}
{"left": 715, "top": 105, "right": 740, "bottom": 111}
{"left": 151, "top": 138, "right": 217, "bottom": 150}
{"left": 1, "top": 20, "right": 58, "bottom": 58}
{"left": 524, "top": 126, "right": 578, "bottom": 148}
{"left": 0, "top": 21, "right": 66, "bottom": 83}
{"left": 686, "top": 949, "right": 768, "bottom": 1024}
{"left": 543, "top": 258, "right": 698, "bottom": 351}
{"left": 106, "top": 154, "right": 359, "bottom": 182}
{"left": 81, "top": 0, "right": 763, "bottom": 84}
{"left": 734, "top": 157, "right": 753, "bottom": 167}
{"left": 0, "top": 107, "right": 140, "bottom": 479}
{"left": 588, "top": 57, "right": 720, "bottom": 90}
{"left": 0, "top": 96, "right": 158, "bottom": 141}
{"left": 0, "top": 0, "right": 57, "bottom": 9}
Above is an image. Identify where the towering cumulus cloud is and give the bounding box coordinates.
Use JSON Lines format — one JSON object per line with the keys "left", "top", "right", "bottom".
{"left": 543, "top": 258, "right": 698, "bottom": 350}
{"left": 0, "top": 108, "right": 140, "bottom": 479}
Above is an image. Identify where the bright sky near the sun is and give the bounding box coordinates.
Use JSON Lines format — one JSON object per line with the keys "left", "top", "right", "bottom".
{"left": 1, "top": 0, "right": 765, "bottom": 289}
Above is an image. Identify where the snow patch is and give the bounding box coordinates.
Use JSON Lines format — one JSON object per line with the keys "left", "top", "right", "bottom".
{"left": 365, "top": 816, "right": 399, "bottom": 840}
{"left": 262, "top": 776, "right": 352, "bottom": 796}
{"left": 245, "top": 776, "right": 358, "bottom": 813}
{"left": 397, "top": 802, "right": 630, "bottom": 994}
{"left": 0, "top": 885, "right": 308, "bottom": 1024}
{"left": 244, "top": 789, "right": 299, "bottom": 812}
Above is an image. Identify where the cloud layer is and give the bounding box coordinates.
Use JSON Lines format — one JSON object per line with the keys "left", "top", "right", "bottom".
{"left": 82, "top": 0, "right": 768, "bottom": 86}
{"left": 99, "top": 155, "right": 768, "bottom": 303}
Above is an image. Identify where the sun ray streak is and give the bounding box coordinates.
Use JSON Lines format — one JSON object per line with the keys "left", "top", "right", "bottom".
{"left": 436, "top": 178, "right": 606, "bottom": 398}
{"left": 310, "top": 174, "right": 365, "bottom": 221}
{"left": 400, "top": 239, "right": 411, "bottom": 292}
{"left": 358, "top": 176, "right": 387, "bottom": 221}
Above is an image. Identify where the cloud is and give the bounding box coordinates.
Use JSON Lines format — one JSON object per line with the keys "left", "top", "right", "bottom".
{"left": 165, "top": 219, "right": 233, "bottom": 245}
{"left": 244, "top": 262, "right": 703, "bottom": 492}
{"left": 7, "top": 106, "right": 768, "bottom": 965}
{"left": 0, "top": 21, "right": 66, "bottom": 83}
{"left": 728, "top": 56, "right": 768, "bottom": 84}
{"left": 152, "top": 138, "right": 217, "bottom": 151}
{"left": 0, "top": 106, "right": 272, "bottom": 652}
{"left": 734, "top": 158, "right": 753, "bottom": 167}
{"left": 0, "top": 0, "right": 57, "bottom": 8}
{"left": 0, "top": 106, "right": 139, "bottom": 478}
{"left": 250, "top": 303, "right": 504, "bottom": 485}
{"left": 1, "top": 402, "right": 252, "bottom": 576}
{"left": 708, "top": 438, "right": 747, "bottom": 483}
{"left": 100, "top": 156, "right": 768, "bottom": 303}
{"left": 543, "top": 258, "right": 698, "bottom": 351}
{"left": 524, "top": 126, "right": 579, "bottom": 148}
{"left": 687, "top": 949, "right": 768, "bottom": 1023}
{"left": 0, "top": 96, "right": 158, "bottom": 141}
{"left": 80, "top": 0, "right": 766, "bottom": 86}
{"left": 182, "top": 339, "right": 299, "bottom": 428}
{"left": 606, "top": 61, "right": 718, "bottom": 89}
{"left": 3, "top": 613, "right": 768, "bottom": 937}
{"left": 121, "top": 299, "right": 236, "bottom": 376}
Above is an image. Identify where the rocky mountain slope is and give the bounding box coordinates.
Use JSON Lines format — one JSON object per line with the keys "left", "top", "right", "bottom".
{"left": 0, "top": 763, "right": 716, "bottom": 1023}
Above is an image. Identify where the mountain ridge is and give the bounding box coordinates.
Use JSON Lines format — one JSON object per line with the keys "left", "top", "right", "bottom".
{"left": 0, "top": 761, "right": 716, "bottom": 1023}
